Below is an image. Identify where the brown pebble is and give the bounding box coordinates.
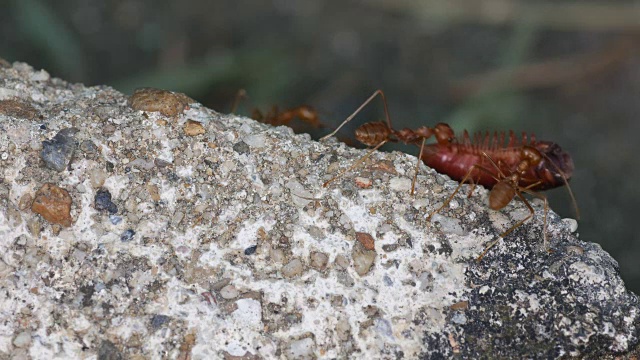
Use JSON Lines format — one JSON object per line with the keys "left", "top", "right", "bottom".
{"left": 0, "top": 99, "right": 39, "bottom": 120}
{"left": 371, "top": 160, "right": 397, "bottom": 174}
{"left": 354, "top": 177, "right": 372, "bottom": 189}
{"left": 18, "top": 193, "right": 34, "bottom": 211}
{"left": 184, "top": 120, "right": 205, "bottom": 136}
{"left": 129, "top": 88, "right": 193, "bottom": 117}
{"left": 450, "top": 300, "right": 469, "bottom": 311}
{"left": 355, "top": 232, "right": 375, "bottom": 251}
{"left": 31, "top": 183, "right": 73, "bottom": 227}
{"left": 147, "top": 184, "right": 161, "bottom": 202}
{"left": 0, "top": 57, "right": 10, "bottom": 68}
{"left": 310, "top": 251, "right": 329, "bottom": 271}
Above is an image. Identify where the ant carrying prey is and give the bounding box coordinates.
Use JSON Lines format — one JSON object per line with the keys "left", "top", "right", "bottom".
{"left": 320, "top": 89, "right": 578, "bottom": 261}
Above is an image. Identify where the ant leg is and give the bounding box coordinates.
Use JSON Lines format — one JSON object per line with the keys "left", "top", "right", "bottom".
{"left": 476, "top": 191, "right": 536, "bottom": 262}
{"left": 466, "top": 177, "right": 478, "bottom": 198}
{"left": 320, "top": 90, "right": 390, "bottom": 141}
{"left": 230, "top": 89, "right": 247, "bottom": 113}
{"left": 522, "top": 189, "right": 549, "bottom": 250}
{"left": 427, "top": 164, "right": 498, "bottom": 221}
{"left": 481, "top": 151, "right": 508, "bottom": 179}
{"left": 476, "top": 238, "right": 502, "bottom": 262}
{"left": 411, "top": 138, "right": 426, "bottom": 195}
{"left": 323, "top": 140, "right": 388, "bottom": 188}
{"left": 498, "top": 191, "right": 536, "bottom": 240}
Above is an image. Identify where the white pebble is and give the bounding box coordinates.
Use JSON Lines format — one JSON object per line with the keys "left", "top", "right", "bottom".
{"left": 13, "top": 331, "right": 31, "bottom": 348}
{"left": 287, "top": 338, "right": 315, "bottom": 359}
{"left": 389, "top": 177, "right": 412, "bottom": 192}
{"left": 219, "top": 285, "right": 239, "bottom": 299}
{"left": 562, "top": 218, "right": 578, "bottom": 233}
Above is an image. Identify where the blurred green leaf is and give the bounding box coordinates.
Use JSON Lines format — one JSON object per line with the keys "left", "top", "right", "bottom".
{"left": 111, "top": 53, "right": 237, "bottom": 95}
{"left": 12, "top": 0, "right": 86, "bottom": 81}
{"left": 446, "top": 19, "right": 539, "bottom": 132}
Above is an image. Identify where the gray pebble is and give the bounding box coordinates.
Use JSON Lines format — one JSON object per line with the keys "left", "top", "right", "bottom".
{"left": 150, "top": 314, "right": 170, "bottom": 329}
{"left": 310, "top": 251, "right": 329, "bottom": 270}
{"left": 220, "top": 284, "right": 239, "bottom": 299}
{"left": 232, "top": 141, "right": 250, "bottom": 155}
{"left": 41, "top": 128, "right": 78, "bottom": 171}
{"left": 12, "top": 331, "right": 31, "bottom": 348}
{"left": 98, "top": 340, "right": 123, "bottom": 360}
{"left": 282, "top": 258, "right": 304, "bottom": 278}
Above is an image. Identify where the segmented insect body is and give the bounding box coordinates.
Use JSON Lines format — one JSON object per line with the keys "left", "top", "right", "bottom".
{"left": 419, "top": 128, "right": 575, "bottom": 191}
{"left": 230, "top": 89, "right": 325, "bottom": 130}
{"left": 252, "top": 105, "right": 325, "bottom": 129}
{"left": 415, "top": 125, "right": 578, "bottom": 260}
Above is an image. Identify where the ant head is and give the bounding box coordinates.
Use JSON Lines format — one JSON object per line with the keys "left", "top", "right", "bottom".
{"left": 535, "top": 140, "right": 580, "bottom": 219}
{"left": 434, "top": 123, "right": 455, "bottom": 145}
{"left": 535, "top": 141, "right": 574, "bottom": 180}
{"left": 521, "top": 146, "right": 542, "bottom": 165}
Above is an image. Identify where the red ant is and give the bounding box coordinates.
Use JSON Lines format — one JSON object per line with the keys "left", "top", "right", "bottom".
{"left": 320, "top": 90, "right": 578, "bottom": 261}
{"left": 320, "top": 90, "right": 454, "bottom": 194}
{"left": 230, "top": 89, "right": 325, "bottom": 130}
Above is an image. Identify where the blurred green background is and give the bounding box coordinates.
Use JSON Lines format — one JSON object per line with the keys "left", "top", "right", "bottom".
{"left": 2, "top": 0, "right": 639, "bottom": 292}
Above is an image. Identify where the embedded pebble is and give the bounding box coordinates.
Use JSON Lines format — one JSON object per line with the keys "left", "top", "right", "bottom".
{"left": 310, "top": 251, "right": 329, "bottom": 270}
{"left": 355, "top": 232, "right": 375, "bottom": 250}
{"left": 270, "top": 248, "right": 286, "bottom": 263}
{"left": 41, "top": 128, "right": 78, "bottom": 171}
{"left": 220, "top": 285, "right": 239, "bottom": 299}
{"left": 232, "top": 141, "right": 250, "bottom": 154}
{"left": 89, "top": 169, "right": 107, "bottom": 189}
{"left": 389, "top": 177, "right": 412, "bottom": 192}
{"left": 128, "top": 88, "right": 192, "bottom": 117}
{"left": 244, "top": 245, "right": 257, "bottom": 255}
{"left": 109, "top": 215, "right": 122, "bottom": 225}
{"left": 563, "top": 218, "right": 579, "bottom": 233}
{"left": 80, "top": 140, "right": 98, "bottom": 154}
{"left": 150, "top": 315, "right": 170, "bottom": 329}
{"left": 451, "top": 312, "right": 467, "bottom": 325}
{"left": 30, "top": 69, "right": 50, "bottom": 82}
{"left": 31, "top": 183, "right": 73, "bottom": 227}
{"left": 352, "top": 244, "right": 376, "bottom": 276}
{"left": 12, "top": 331, "right": 31, "bottom": 348}
{"left": 430, "top": 213, "right": 465, "bottom": 235}
{"left": 286, "top": 338, "right": 315, "bottom": 359}
{"left": 0, "top": 98, "right": 39, "bottom": 119}
{"left": 0, "top": 259, "right": 13, "bottom": 277}
{"left": 355, "top": 176, "right": 373, "bottom": 189}
{"left": 120, "top": 229, "right": 135, "bottom": 242}
{"left": 375, "top": 318, "right": 393, "bottom": 337}
{"left": 336, "top": 318, "right": 351, "bottom": 341}
{"left": 334, "top": 254, "right": 350, "bottom": 269}
{"left": 184, "top": 120, "right": 205, "bottom": 136}
{"left": 94, "top": 189, "right": 118, "bottom": 214}
{"left": 243, "top": 134, "right": 266, "bottom": 148}
{"left": 147, "top": 184, "right": 161, "bottom": 202}
{"left": 98, "top": 340, "right": 122, "bottom": 360}
{"left": 282, "top": 258, "right": 304, "bottom": 278}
